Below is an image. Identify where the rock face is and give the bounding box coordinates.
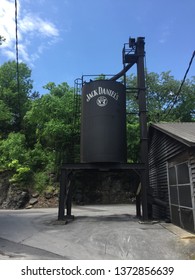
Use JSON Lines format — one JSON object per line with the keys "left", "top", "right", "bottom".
{"left": 0, "top": 170, "right": 139, "bottom": 209}
{"left": 73, "top": 170, "right": 139, "bottom": 205}
{"left": 0, "top": 171, "right": 59, "bottom": 209}
{"left": 29, "top": 198, "right": 38, "bottom": 206}
{"left": 0, "top": 171, "right": 10, "bottom": 206}
{"left": 0, "top": 171, "right": 30, "bottom": 209}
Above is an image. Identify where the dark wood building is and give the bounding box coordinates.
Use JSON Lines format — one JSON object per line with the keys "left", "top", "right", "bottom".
{"left": 148, "top": 122, "right": 195, "bottom": 233}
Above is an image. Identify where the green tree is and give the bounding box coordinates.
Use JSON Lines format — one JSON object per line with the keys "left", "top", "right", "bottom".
{"left": 0, "top": 61, "right": 36, "bottom": 135}
{"left": 0, "top": 132, "right": 34, "bottom": 186}
{"left": 95, "top": 74, "right": 106, "bottom": 80}
{"left": 0, "top": 132, "right": 28, "bottom": 168}
{"left": 171, "top": 76, "right": 195, "bottom": 121}
{"left": 0, "top": 100, "right": 12, "bottom": 127}
{"left": 126, "top": 71, "right": 195, "bottom": 122}
{"left": 24, "top": 82, "right": 77, "bottom": 167}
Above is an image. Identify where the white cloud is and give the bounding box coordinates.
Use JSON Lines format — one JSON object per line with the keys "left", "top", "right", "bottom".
{"left": 20, "top": 14, "right": 59, "bottom": 37}
{"left": 2, "top": 49, "right": 15, "bottom": 60}
{"left": 0, "top": 0, "right": 60, "bottom": 65}
{"left": 0, "top": 0, "right": 16, "bottom": 48}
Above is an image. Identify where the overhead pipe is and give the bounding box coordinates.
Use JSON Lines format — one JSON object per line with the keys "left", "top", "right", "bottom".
{"left": 109, "top": 61, "right": 135, "bottom": 81}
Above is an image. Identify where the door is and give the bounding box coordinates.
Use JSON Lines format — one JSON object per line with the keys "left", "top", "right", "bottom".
{"left": 168, "top": 161, "right": 195, "bottom": 232}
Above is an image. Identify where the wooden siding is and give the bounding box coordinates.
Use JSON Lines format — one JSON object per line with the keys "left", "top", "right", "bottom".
{"left": 149, "top": 129, "right": 186, "bottom": 219}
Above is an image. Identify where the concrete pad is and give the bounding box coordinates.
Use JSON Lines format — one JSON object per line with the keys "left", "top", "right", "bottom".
{"left": 0, "top": 205, "right": 194, "bottom": 260}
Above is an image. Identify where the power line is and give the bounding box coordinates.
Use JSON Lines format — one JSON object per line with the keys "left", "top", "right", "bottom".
{"left": 164, "top": 50, "right": 195, "bottom": 119}
{"left": 15, "top": 0, "right": 19, "bottom": 90}
{"left": 15, "top": 0, "right": 21, "bottom": 129}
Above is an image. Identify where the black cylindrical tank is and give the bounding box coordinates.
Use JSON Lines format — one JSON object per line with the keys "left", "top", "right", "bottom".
{"left": 80, "top": 80, "right": 126, "bottom": 163}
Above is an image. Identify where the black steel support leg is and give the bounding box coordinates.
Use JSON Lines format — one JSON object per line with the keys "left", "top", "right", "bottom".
{"left": 137, "top": 37, "right": 149, "bottom": 221}
{"left": 65, "top": 171, "right": 74, "bottom": 221}
{"left": 140, "top": 169, "right": 149, "bottom": 220}
{"left": 58, "top": 169, "right": 67, "bottom": 220}
{"left": 136, "top": 194, "right": 141, "bottom": 218}
{"left": 66, "top": 175, "right": 72, "bottom": 216}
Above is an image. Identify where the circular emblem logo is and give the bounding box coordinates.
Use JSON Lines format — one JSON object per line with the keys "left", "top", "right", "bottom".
{"left": 96, "top": 96, "right": 108, "bottom": 107}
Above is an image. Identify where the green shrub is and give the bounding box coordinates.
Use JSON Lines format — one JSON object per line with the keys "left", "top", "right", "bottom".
{"left": 34, "top": 171, "right": 49, "bottom": 193}
{"left": 7, "top": 159, "right": 32, "bottom": 186}
{"left": 9, "top": 166, "right": 32, "bottom": 184}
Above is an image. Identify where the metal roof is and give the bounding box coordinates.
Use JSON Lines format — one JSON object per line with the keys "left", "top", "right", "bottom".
{"left": 150, "top": 122, "right": 195, "bottom": 147}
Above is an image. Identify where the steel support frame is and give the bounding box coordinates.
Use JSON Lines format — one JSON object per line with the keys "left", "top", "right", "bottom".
{"left": 58, "top": 163, "right": 145, "bottom": 220}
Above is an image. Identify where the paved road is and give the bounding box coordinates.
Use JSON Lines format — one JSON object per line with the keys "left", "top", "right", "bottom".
{"left": 0, "top": 205, "right": 194, "bottom": 260}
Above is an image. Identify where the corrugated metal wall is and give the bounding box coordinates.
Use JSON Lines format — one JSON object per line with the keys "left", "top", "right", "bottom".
{"left": 149, "top": 128, "right": 186, "bottom": 219}
{"left": 189, "top": 149, "right": 195, "bottom": 206}
{"left": 190, "top": 150, "right": 195, "bottom": 180}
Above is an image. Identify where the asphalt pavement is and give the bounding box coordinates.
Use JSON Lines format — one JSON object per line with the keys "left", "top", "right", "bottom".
{"left": 0, "top": 204, "right": 194, "bottom": 260}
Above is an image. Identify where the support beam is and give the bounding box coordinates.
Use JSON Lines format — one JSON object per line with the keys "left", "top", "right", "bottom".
{"left": 136, "top": 37, "right": 149, "bottom": 220}
{"left": 61, "top": 162, "right": 145, "bottom": 171}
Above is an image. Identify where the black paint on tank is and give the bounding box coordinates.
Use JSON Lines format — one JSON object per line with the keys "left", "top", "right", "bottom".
{"left": 80, "top": 80, "right": 126, "bottom": 163}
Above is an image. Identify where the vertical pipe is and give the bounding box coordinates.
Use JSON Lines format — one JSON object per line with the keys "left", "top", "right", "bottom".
{"left": 136, "top": 37, "right": 149, "bottom": 220}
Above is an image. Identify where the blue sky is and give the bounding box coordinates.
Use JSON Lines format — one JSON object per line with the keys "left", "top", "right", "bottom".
{"left": 0, "top": 0, "right": 195, "bottom": 94}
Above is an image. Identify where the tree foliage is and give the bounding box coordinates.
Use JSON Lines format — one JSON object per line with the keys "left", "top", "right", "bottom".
{"left": 24, "top": 82, "right": 75, "bottom": 163}
{"left": 0, "top": 61, "right": 37, "bottom": 135}
{"left": 147, "top": 72, "right": 195, "bottom": 122}
{"left": 126, "top": 71, "right": 195, "bottom": 123}
{"left": 125, "top": 71, "right": 195, "bottom": 161}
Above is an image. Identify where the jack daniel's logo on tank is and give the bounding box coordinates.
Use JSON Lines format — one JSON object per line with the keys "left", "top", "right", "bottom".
{"left": 86, "top": 86, "right": 119, "bottom": 106}
{"left": 96, "top": 96, "right": 108, "bottom": 107}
